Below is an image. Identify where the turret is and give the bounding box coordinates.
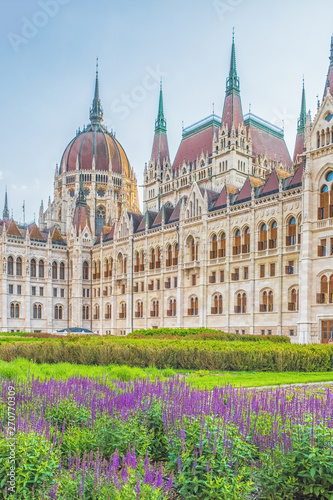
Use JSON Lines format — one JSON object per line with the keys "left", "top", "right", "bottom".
{"left": 149, "top": 82, "right": 170, "bottom": 168}
{"left": 3, "top": 188, "right": 9, "bottom": 220}
{"left": 293, "top": 79, "right": 307, "bottom": 166}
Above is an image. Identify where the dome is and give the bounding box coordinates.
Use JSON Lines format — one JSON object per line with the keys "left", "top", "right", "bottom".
{"left": 59, "top": 124, "right": 131, "bottom": 177}
{"left": 59, "top": 61, "right": 131, "bottom": 178}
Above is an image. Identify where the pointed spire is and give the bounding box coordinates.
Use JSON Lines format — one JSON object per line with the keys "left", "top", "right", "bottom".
{"left": 297, "top": 78, "right": 306, "bottom": 133}
{"left": 3, "top": 188, "right": 9, "bottom": 219}
{"left": 155, "top": 80, "right": 167, "bottom": 133}
{"left": 226, "top": 28, "right": 240, "bottom": 95}
{"left": 89, "top": 58, "right": 103, "bottom": 125}
{"left": 77, "top": 174, "right": 86, "bottom": 206}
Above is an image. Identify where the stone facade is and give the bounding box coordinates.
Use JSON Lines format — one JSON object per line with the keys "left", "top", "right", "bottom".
{"left": 1, "top": 37, "right": 333, "bottom": 343}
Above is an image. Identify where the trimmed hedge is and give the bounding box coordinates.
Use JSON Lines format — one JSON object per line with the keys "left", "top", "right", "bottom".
{"left": 0, "top": 338, "right": 333, "bottom": 372}
{"left": 129, "top": 327, "right": 291, "bottom": 343}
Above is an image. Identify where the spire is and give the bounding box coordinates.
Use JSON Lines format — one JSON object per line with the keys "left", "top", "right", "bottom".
{"left": 297, "top": 78, "right": 306, "bottom": 133}
{"left": 221, "top": 29, "right": 243, "bottom": 131}
{"left": 155, "top": 81, "right": 167, "bottom": 133}
{"left": 226, "top": 28, "right": 240, "bottom": 96}
{"left": 150, "top": 83, "right": 170, "bottom": 166}
{"left": 3, "top": 188, "right": 9, "bottom": 219}
{"left": 323, "top": 35, "right": 333, "bottom": 100}
{"left": 73, "top": 174, "right": 90, "bottom": 235}
{"left": 77, "top": 174, "right": 86, "bottom": 206}
{"left": 89, "top": 58, "right": 103, "bottom": 125}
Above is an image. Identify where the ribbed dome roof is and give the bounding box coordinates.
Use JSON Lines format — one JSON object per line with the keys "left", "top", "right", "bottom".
{"left": 59, "top": 60, "right": 131, "bottom": 178}
{"left": 59, "top": 124, "right": 130, "bottom": 177}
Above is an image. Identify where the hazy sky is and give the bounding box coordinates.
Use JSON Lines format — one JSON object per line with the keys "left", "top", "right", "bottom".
{"left": 0, "top": 0, "right": 332, "bottom": 222}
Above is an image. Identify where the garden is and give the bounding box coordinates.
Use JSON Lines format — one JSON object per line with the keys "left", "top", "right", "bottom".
{"left": 0, "top": 329, "right": 333, "bottom": 499}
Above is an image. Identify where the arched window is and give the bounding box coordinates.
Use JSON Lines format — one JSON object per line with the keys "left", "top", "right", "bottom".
{"left": 82, "top": 261, "right": 89, "bottom": 280}
{"left": 139, "top": 252, "right": 144, "bottom": 272}
{"left": 16, "top": 257, "right": 22, "bottom": 276}
{"left": 39, "top": 260, "right": 44, "bottom": 278}
{"left": 318, "top": 185, "right": 330, "bottom": 220}
{"left": 95, "top": 206, "right": 106, "bottom": 235}
{"left": 134, "top": 252, "right": 140, "bottom": 272}
{"left": 233, "top": 230, "right": 241, "bottom": 255}
{"left": 94, "top": 305, "right": 100, "bottom": 320}
{"left": 269, "top": 221, "right": 278, "bottom": 249}
{"left": 109, "top": 258, "right": 113, "bottom": 277}
{"left": 211, "top": 294, "right": 223, "bottom": 314}
{"left": 60, "top": 262, "right": 65, "bottom": 280}
{"left": 30, "top": 259, "right": 36, "bottom": 278}
{"left": 123, "top": 257, "right": 127, "bottom": 274}
{"left": 135, "top": 301, "right": 143, "bottom": 318}
{"left": 105, "top": 303, "right": 112, "bottom": 319}
{"left": 268, "top": 291, "right": 273, "bottom": 312}
{"left": 150, "top": 300, "right": 159, "bottom": 317}
{"left": 190, "top": 238, "right": 198, "bottom": 261}
{"left": 120, "top": 302, "right": 127, "bottom": 319}
{"left": 54, "top": 305, "right": 63, "bottom": 320}
{"left": 173, "top": 244, "right": 178, "bottom": 266}
{"left": 258, "top": 223, "right": 267, "bottom": 251}
{"left": 286, "top": 218, "right": 296, "bottom": 246}
{"left": 7, "top": 256, "right": 14, "bottom": 276}
{"left": 219, "top": 232, "right": 226, "bottom": 257}
{"left": 243, "top": 227, "right": 250, "bottom": 253}
{"left": 33, "top": 304, "right": 42, "bottom": 319}
{"left": 210, "top": 235, "right": 217, "bottom": 259}
{"left": 166, "top": 245, "right": 172, "bottom": 267}
{"left": 82, "top": 305, "right": 89, "bottom": 320}
{"left": 318, "top": 276, "right": 328, "bottom": 304}
{"left": 10, "top": 303, "right": 20, "bottom": 319}
{"left": 188, "top": 297, "right": 198, "bottom": 316}
{"left": 288, "top": 288, "right": 299, "bottom": 311}
{"left": 150, "top": 249, "right": 156, "bottom": 270}
{"left": 235, "top": 293, "right": 246, "bottom": 313}
{"left": 52, "top": 261, "right": 58, "bottom": 280}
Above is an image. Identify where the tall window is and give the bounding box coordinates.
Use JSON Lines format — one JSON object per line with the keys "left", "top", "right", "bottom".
{"left": 211, "top": 294, "right": 223, "bottom": 314}
{"left": 105, "top": 303, "right": 112, "bottom": 319}
{"left": 60, "top": 262, "right": 65, "bottom": 280}
{"left": 96, "top": 206, "right": 106, "bottom": 235}
{"left": 168, "top": 299, "right": 176, "bottom": 316}
{"left": 235, "top": 293, "right": 246, "bottom": 313}
{"left": 286, "top": 218, "right": 296, "bottom": 246}
{"left": 288, "top": 288, "right": 299, "bottom": 311}
{"left": 54, "top": 305, "right": 63, "bottom": 320}
{"left": 233, "top": 230, "right": 241, "bottom": 255}
{"left": 120, "top": 302, "right": 127, "bottom": 319}
{"left": 16, "top": 257, "right": 22, "bottom": 276}
{"left": 135, "top": 301, "right": 143, "bottom": 318}
{"left": 318, "top": 185, "right": 329, "bottom": 220}
{"left": 211, "top": 235, "right": 217, "bottom": 259}
{"left": 52, "top": 261, "right": 58, "bottom": 280}
{"left": 258, "top": 223, "right": 267, "bottom": 250}
{"left": 10, "top": 303, "right": 19, "bottom": 318}
{"left": 150, "top": 249, "right": 155, "bottom": 270}
{"left": 151, "top": 300, "right": 159, "bottom": 317}
{"left": 7, "top": 256, "right": 13, "bottom": 276}
{"left": 243, "top": 227, "right": 250, "bottom": 253}
{"left": 173, "top": 244, "right": 178, "bottom": 266}
{"left": 30, "top": 259, "right": 36, "bottom": 278}
{"left": 33, "top": 304, "right": 42, "bottom": 319}
{"left": 134, "top": 252, "right": 140, "bottom": 272}
{"left": 269, "top": 221, "right": 278, "bottom": 249}
{"left": 37, "top": 260, "right": 44, "bottom": 278}
{"left": 94, "top": 305, "right": 100, "bottom": 320}
{"left": 219, "top": 232, "right": 226, "bottom": 257}
{"left": 166, "top": 245, "right": 172, "bottom": 267}
{"left": 190, "top": 238, "right": 198, "bottom": 261}
{"left": 83, "top": 261, "right": 89, "bottom": 280}
{"left": 188, "top": 297, "right": 198, "bottom": 316}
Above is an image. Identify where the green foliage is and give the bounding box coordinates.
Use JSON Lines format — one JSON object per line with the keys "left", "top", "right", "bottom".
{"left": 258, "top": 424, "right": 333, "bottom": 499}
{"left": 46, "top": 398, "right": 91, "bottom": 429}
{"left": 0, "top": 432, "right": 59, "bottom": 500}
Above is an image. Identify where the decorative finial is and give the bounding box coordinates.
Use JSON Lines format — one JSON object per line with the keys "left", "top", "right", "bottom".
{"left": 212, "top": 102, "right": 215, "bottom": 116}
{"left": 90, "top": 57, "right": 103, "bottom": 125}
{"left": 232, "top": 26, "right": 235, "bottom": 42}
{"left": 249, "top": 103, "right": 251, "bottom": 113}
{"left": 3, "top": 186, "right": 9, "bottom": 220}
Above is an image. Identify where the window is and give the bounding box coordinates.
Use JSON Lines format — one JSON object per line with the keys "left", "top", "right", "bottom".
{"left": 286, "top": 218, "right": 296, "bottom": 246}
{"left": 157, "top": 279, "right": 160, "bottom": 290}
{"left": 220, "top": 270, "right": 224, "bottom": 282}
{"left": 270, "top": 263, "right": 276, "bottom": 277}
{"left": 209, "top": 271, "right": 216, "bottom": 284}
{"left": 260, "top": 290, "right": 273, "bottom": 312}
{"left": 269, "top": 221, "right": 278, "bottom": 248}
{"left": 32, "top": 286, "right": 36, "bottom": 296}
{"left": 261, "top": 330, "right": 265, "bottom": 335}
{"left": 167, "top": 299, "right": 177, "bottom": 317}
{"left": 233, "top": 229, "right": 241, "bottom": 255}
{"left": 40, "top": 287, "right": 44, "bottom": 296}
{"left": 141, "top": 282, "right": 144, "bottom": 292}
{"left": 53, "top": 288, "right": 57, "bottom": 297}
{"left": 33, "top": 304, "right": 42, "bottom": 319}
{"left": 244, "top": 267, "right": 249, "bottom": 280}
{"left": 39, "top": 260, "right": 44, "bottom": 278}
{"left": 9, "top": 284, "right": 13, "bottom": 294}
{"left": 258, "top": 223, "right": 267, "bottom": 251}
{"left": 192, "top": 275, "right": 196, "bottom": 286}
{"left": 243, "top": 227, "right": 250, "bottom": 253}
{"left": 289, "top": 329, "right": 294, "bottom": 336}
{"left": 151, "top": 300, "right": 159, "bottom": 317}
{"left": 173, "top": 245, "right": 178, "bottom": 266}
{"left": 219, "top": 233, "right": 226, "bottom": 257}
{"left": 166, "top": 245, "right": 172, "bottom": 267}
{"left": 235, "top": 293, "right": 246, "bottom": 313}
{"left": 210, "top": 234, "right": 217, "bottom": 259}
{"left": 150, "top": 249, "right": 156, "bottom": 270}
{"left": 7, "top": 256, "right": 14, "bottom": 275}
{"left": 174, "top": 277, "right": 177, "bottom": 288}
{"left": 10, "top": 303, "right": 19, "bottom": 318}
{"left": 318, "top": 184, "right": 330, "bottom": 220}
{"left": 54, "top": 305, "right": 63, "bottom": 320}
{"left": 190, "top": 238, "right": 198, "bottom": 261}
{"left": 286, "top": 261, "right": 294, "bottom": 275}
{"left": 30, "top": 259, "right": 36, "bottom": 277}
{"left": 231, "top": 268, "right": 239, "bottom": 281}
{"left": 82, "top": 261, "right": 89, "bottom": 280}
{"left": 188, "top": 297, "right": 198, "bottom": 316}
{"left": 211, "top": 294, "right": 223, "bottom": 314}
{"left": 94, "top": 305, "right": 100, "bottom": 320}
{"left": 318, "top": 239, "right": 327, "bottom": 257}
{"left": 288, "top": 288, "right": 299, "bottom": 311}
{"left": 135, "top": 301, "right": 143, "bottom": 318}
{"left": 17, "top": 286, "right": 21, "bottom": 295}
{"left": 105, "top": 303, "right": 112, "bottom": 319}
{"left": 16, "top": 257, "right": 22, "bottom": 276}
{"left": 260, "top": 265, "right": 265, "bottom": 278}
{"left": 119, "top": 302, "right": 127, "bottom": 319}
{"left": 82, "top": 305, "right": 89, "bottom": 320}
{"left": 52, "top": 261, "right": 58, "bottom": 280}
{"left": 268, "top": 330, "right": 272, "bottom": 335}
{"left": 60, "top": 289, "right": 65, "bottom": 298}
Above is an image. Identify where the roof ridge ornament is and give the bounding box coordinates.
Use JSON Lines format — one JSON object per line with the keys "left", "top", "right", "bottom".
{"left": 89, "top": 57, "right": 103, "bottom": 125}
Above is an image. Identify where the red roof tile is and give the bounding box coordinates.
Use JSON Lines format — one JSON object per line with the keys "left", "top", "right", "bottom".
{"left": 221, "top": 92, "right": 243, "bottom": 130}
{"left": 293, "top": 131, "right": 305, "bottom": 164}
{"left": 151, "top": 132, "right": 169, "bottom": 165}
{"left": 73, "top": 205, "right": 91, "bottom": 235}
{"left": 259, "top": 169, "right": 279, "bottom": 196}
{"left": 172, "top": 126, "right": 213, "bottom": 170}
{"left": 234, "top": 177, "right": 252, "bottom": 203}
{"left": 248, "top": 126, "right": 292, "bottom": 168}
{"left": 213, "top": 185, "right": 228, "bottom": 209}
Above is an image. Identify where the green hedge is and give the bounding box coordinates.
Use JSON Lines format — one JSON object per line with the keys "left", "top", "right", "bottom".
{"left": 129, "top": 327, "right": 290, "bottom": 343}
{"left": 0, "top": 338, "right": 332, "bottom": 372}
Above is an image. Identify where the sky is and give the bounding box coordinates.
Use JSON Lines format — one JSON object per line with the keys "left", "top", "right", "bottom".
{"left": 0, "top": 0, "right": 332, "bottom": 222}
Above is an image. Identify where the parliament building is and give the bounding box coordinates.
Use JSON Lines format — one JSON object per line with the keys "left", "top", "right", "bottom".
{"left": 1, "top": 35, "right": 333, "bottom": 343}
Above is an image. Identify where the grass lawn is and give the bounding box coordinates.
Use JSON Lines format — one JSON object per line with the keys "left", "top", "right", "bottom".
{"left": 1, "top": 358, "right": 333, "bottom": 388}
